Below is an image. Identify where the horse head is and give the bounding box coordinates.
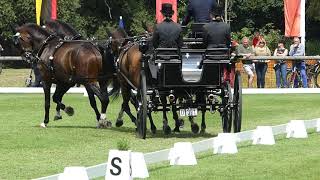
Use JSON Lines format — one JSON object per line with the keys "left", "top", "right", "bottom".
{"left": 109, "top": 28, "right": 128, "bottom": 56}
{"left": 14, "top": 23, "right": 51, "bottom": 53}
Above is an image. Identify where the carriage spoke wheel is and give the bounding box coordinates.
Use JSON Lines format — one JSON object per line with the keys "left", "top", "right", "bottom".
{"left": 136, "top": 70, "right": 147, "bottom": 139}
{"left": 233, "top": 71, "right": 242, "bottom": 133}
{"left": 222, "top": 81, "right": 232, "bottom": 133}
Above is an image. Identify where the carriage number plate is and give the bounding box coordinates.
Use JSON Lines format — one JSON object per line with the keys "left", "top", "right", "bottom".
{"left": 180, "top": 108, "right": 198, "bottom": 117}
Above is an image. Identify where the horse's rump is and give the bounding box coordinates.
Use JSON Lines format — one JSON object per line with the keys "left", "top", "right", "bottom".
{"left": 118, "top": 43, "right": 142, "bottom": 88}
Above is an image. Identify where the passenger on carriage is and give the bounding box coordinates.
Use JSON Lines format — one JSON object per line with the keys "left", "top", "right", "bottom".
{"left": 152, "top": 3, "right": 183, "bottom": 49}
{"left": 202, "top": 6, "right": 231, "bottom": 48}
{"left": 181, "top": 0, "right": 218, "bottom": 25}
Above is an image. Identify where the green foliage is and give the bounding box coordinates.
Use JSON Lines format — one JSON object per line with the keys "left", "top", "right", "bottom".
{"left": 116, "top": 139, "right": 130, "bottom": 151}
{"left": 0, "top": 0, "right": 16, "bottom": 39}
{"left": 307, "top": 0, "right": 320, "bottom": 21}
{"left": 306, "top": 40, "right": 320, "bottom": 55}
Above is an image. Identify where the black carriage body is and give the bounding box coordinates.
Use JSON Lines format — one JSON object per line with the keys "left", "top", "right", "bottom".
{"left": 135, "top": 24, "right": 242, "bottom": 138}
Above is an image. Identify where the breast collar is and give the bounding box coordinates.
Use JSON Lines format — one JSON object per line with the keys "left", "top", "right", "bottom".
{"left": 35, "top": 34, "right": 56, "bottom": 58}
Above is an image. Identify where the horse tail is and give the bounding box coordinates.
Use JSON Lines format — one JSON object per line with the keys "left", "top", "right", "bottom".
{"left": 108, "top": 75, "right": 121, "bottom": 101}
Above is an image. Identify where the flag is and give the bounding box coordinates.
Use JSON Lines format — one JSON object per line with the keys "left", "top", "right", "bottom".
{"left": 284, "top": 0, "right": 305, "bottom": 38}
{"left": 156, "top": 0, "right": 177, "bottom": 23}
{"left": 36, "top": 0, "right": 42, "bottom": 25}
{"left": 119, "top": 16, "right": 125, "bottom": 29}
{"left": 36, "top": 0, "right": 57, "bottom": 25}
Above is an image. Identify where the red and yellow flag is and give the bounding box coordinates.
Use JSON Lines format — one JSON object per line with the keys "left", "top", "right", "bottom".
{"left": 284, "top": 0, "right": 305, "bottom": 37}
{"left": 35, "top": 0, "right": 57, "bottom": 25}
{"left": 156, "top": 0, "right": 177, "bottom": 23}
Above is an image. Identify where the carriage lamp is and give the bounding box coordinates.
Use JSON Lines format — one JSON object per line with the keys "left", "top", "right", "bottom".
{"left": 208, "top": 94, "right": 215, "bottom": 102}
{"left": 13, "top": 32, "right": 21, "bottom": 45}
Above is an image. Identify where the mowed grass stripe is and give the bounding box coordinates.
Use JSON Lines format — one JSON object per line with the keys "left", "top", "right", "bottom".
{"left": 0, "top": 94, "right": 319, "bottom": 179}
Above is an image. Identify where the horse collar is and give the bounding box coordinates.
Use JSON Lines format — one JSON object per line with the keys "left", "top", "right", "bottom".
{"left": 35, "top": 34, "right": 56, "bottom": 57}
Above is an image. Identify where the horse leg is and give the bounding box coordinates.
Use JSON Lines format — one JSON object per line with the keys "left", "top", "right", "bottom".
{"left": 131, "top": 92, "right": 156, "bottom": 134}
{"left": 52, "top": 84, "right": 73, "bottom": 121}
{"left": 200, "top": 106, "right": 206, "bottom": 134}
{"left": 40, "top": 81, "right": 52, "bottom": 128}
{"left": 199, "top": 95, "right": 206, "bottom": 134}
{"left": 116, "top": 87, "right": 137, "bottom": 127}
{"left": 161, "top": 95, "right": 171, "bottom": 135}
{"left": 97, "top": 82, "right": 111, "bottom": 123}
{"left": 171, "top": 99, "right": 184, "bottom": 133}
{"left": 84, "top": 83, "right": 110, "bottom": 128}
{"left": 148, "top": 109, "right": 157, "bottom": 134}
{"left": 189, "top": 116, "right": 200, "bottom": 134}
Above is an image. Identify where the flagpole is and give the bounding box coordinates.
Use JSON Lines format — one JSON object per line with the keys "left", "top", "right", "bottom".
{"left": 300, "top": 0, "right": 306, "bottom": 52}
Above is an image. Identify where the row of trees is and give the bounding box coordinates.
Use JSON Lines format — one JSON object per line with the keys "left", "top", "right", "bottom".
{"left": 0, "top": 0, "right": 319, "bottom": 55}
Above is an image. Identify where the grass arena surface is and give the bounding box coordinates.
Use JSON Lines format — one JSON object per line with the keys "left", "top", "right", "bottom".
{"left": 0, "top": 94, "right": 320, "bottom": 179}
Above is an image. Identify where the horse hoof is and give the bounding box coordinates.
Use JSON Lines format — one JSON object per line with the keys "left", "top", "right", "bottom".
{"left": 97, "top": 120, "right": 112, "bottom": 128}
{"left": 163, "top": 125, "right": 171, "bottom": 135}
{"left": 151, "top": 127, "right": 157, "bottom": 134}
{"left": 200, "top": 128, "right": 206, "bottom": 134}
{"left": 179, "top": 119, "right": 184, "bottom": 128}
{"left": 40, "top": 123, "right": 47, "bottom": 128}
{"left": 173, "top": 127, "right": 180, "bottom": 133}
{"left": 64, "top": 106, "right": 74, "bottom": 116}
{"left": 54, "top": 115, "right": 62, "bottom": 121}
{"left": 116, "top": 120, "right": 124, "bottom": 127}
{"left": 191, "top": 123, "right": 199, "bottom": 134}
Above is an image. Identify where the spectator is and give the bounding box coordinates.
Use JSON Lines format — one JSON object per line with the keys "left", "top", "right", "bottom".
{"left": 236, "top": 37, "right": 255, "bottom": 88}
{"left": 0, "top": 44, "right": 3, "bottom": 74}
{"left": 254, "top": 38, "right": 271, "bottom": 88}
{"left": 252, "top": 31, "right": 262, "bottom": 48}
{"left": 289, "top": 37, "right": 307, "bottom": 88}
{"left": 273, "top": 41, "right": 288, "bottom": 88}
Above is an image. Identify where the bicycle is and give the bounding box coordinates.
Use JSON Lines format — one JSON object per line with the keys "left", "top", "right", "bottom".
{"left": 286, "top": 61, "right": 320, "bottom": 88}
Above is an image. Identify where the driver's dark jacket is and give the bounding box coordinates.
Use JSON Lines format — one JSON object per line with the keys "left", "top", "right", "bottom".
{"left": 182, "top": 0, "right": 217, "bottom": 25}
{"left": 152, "top": 19, "right": 183, "bottom": 49}
{"left": 203, "top": 20, "right": 231, "bottom": 48}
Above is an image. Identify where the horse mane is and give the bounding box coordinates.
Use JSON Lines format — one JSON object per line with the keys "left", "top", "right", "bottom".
{"left": 54, "top": 20, "right": 79, "bottom": 36}
{"left": 112, "top": 28, "right": 128, "bottom": 39}
{"left": 20, "top": 23, "right": 50, "bottom": 40}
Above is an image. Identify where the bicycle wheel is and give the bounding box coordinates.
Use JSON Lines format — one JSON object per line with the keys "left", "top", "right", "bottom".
{"left": 315, "top": 70, "right": 320, "bottom": 88}
{"left": 286, "top": 71, "right": 294, "bottom": 88}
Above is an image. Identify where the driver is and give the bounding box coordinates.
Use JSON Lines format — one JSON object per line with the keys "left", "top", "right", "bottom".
{"left": 152, "top": 3, "right": 183, "bottom": 49}
{"left": 181, "top": 0, "right": 218, "bottom": 25}
{"left": 203, "top": 6, "right": 231, "bottom": 48}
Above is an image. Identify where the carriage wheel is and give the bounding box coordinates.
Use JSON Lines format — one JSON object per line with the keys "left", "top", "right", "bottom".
{"left": 137, "top": 70, "right": 147, "bottom": 139}
{"left": 222, "top": 81, "right": 232, "bottom": 133}
{"left": 233, "top": 71, "right": 242, "bottom": 133}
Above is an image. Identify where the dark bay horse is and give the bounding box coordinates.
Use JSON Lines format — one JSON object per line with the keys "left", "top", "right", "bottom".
{"left": 15, "top": 23, "right": 113, "bottom": 128}
{"left": 42, "top": 20, "right": 118, "bottom": 122}
{"left": 108, "top": 29, "right": 158, "bottom": 134}
{"left": 111, "top": 28, "right": 188, "bottom": 135}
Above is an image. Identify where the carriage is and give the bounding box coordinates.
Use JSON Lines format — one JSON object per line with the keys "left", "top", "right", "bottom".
{"left": 135, "top": 23, "right": 242, "bottom": 139}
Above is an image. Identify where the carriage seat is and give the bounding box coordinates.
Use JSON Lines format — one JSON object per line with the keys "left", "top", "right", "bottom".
{"left": 155, "top": 48, "right": 180, "bottom": 61}
{"left": 190, "top": 23, "right": 207, "bottom": 38}
{"left": 205, "top": 47, "right": 231, "bottom": 61}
